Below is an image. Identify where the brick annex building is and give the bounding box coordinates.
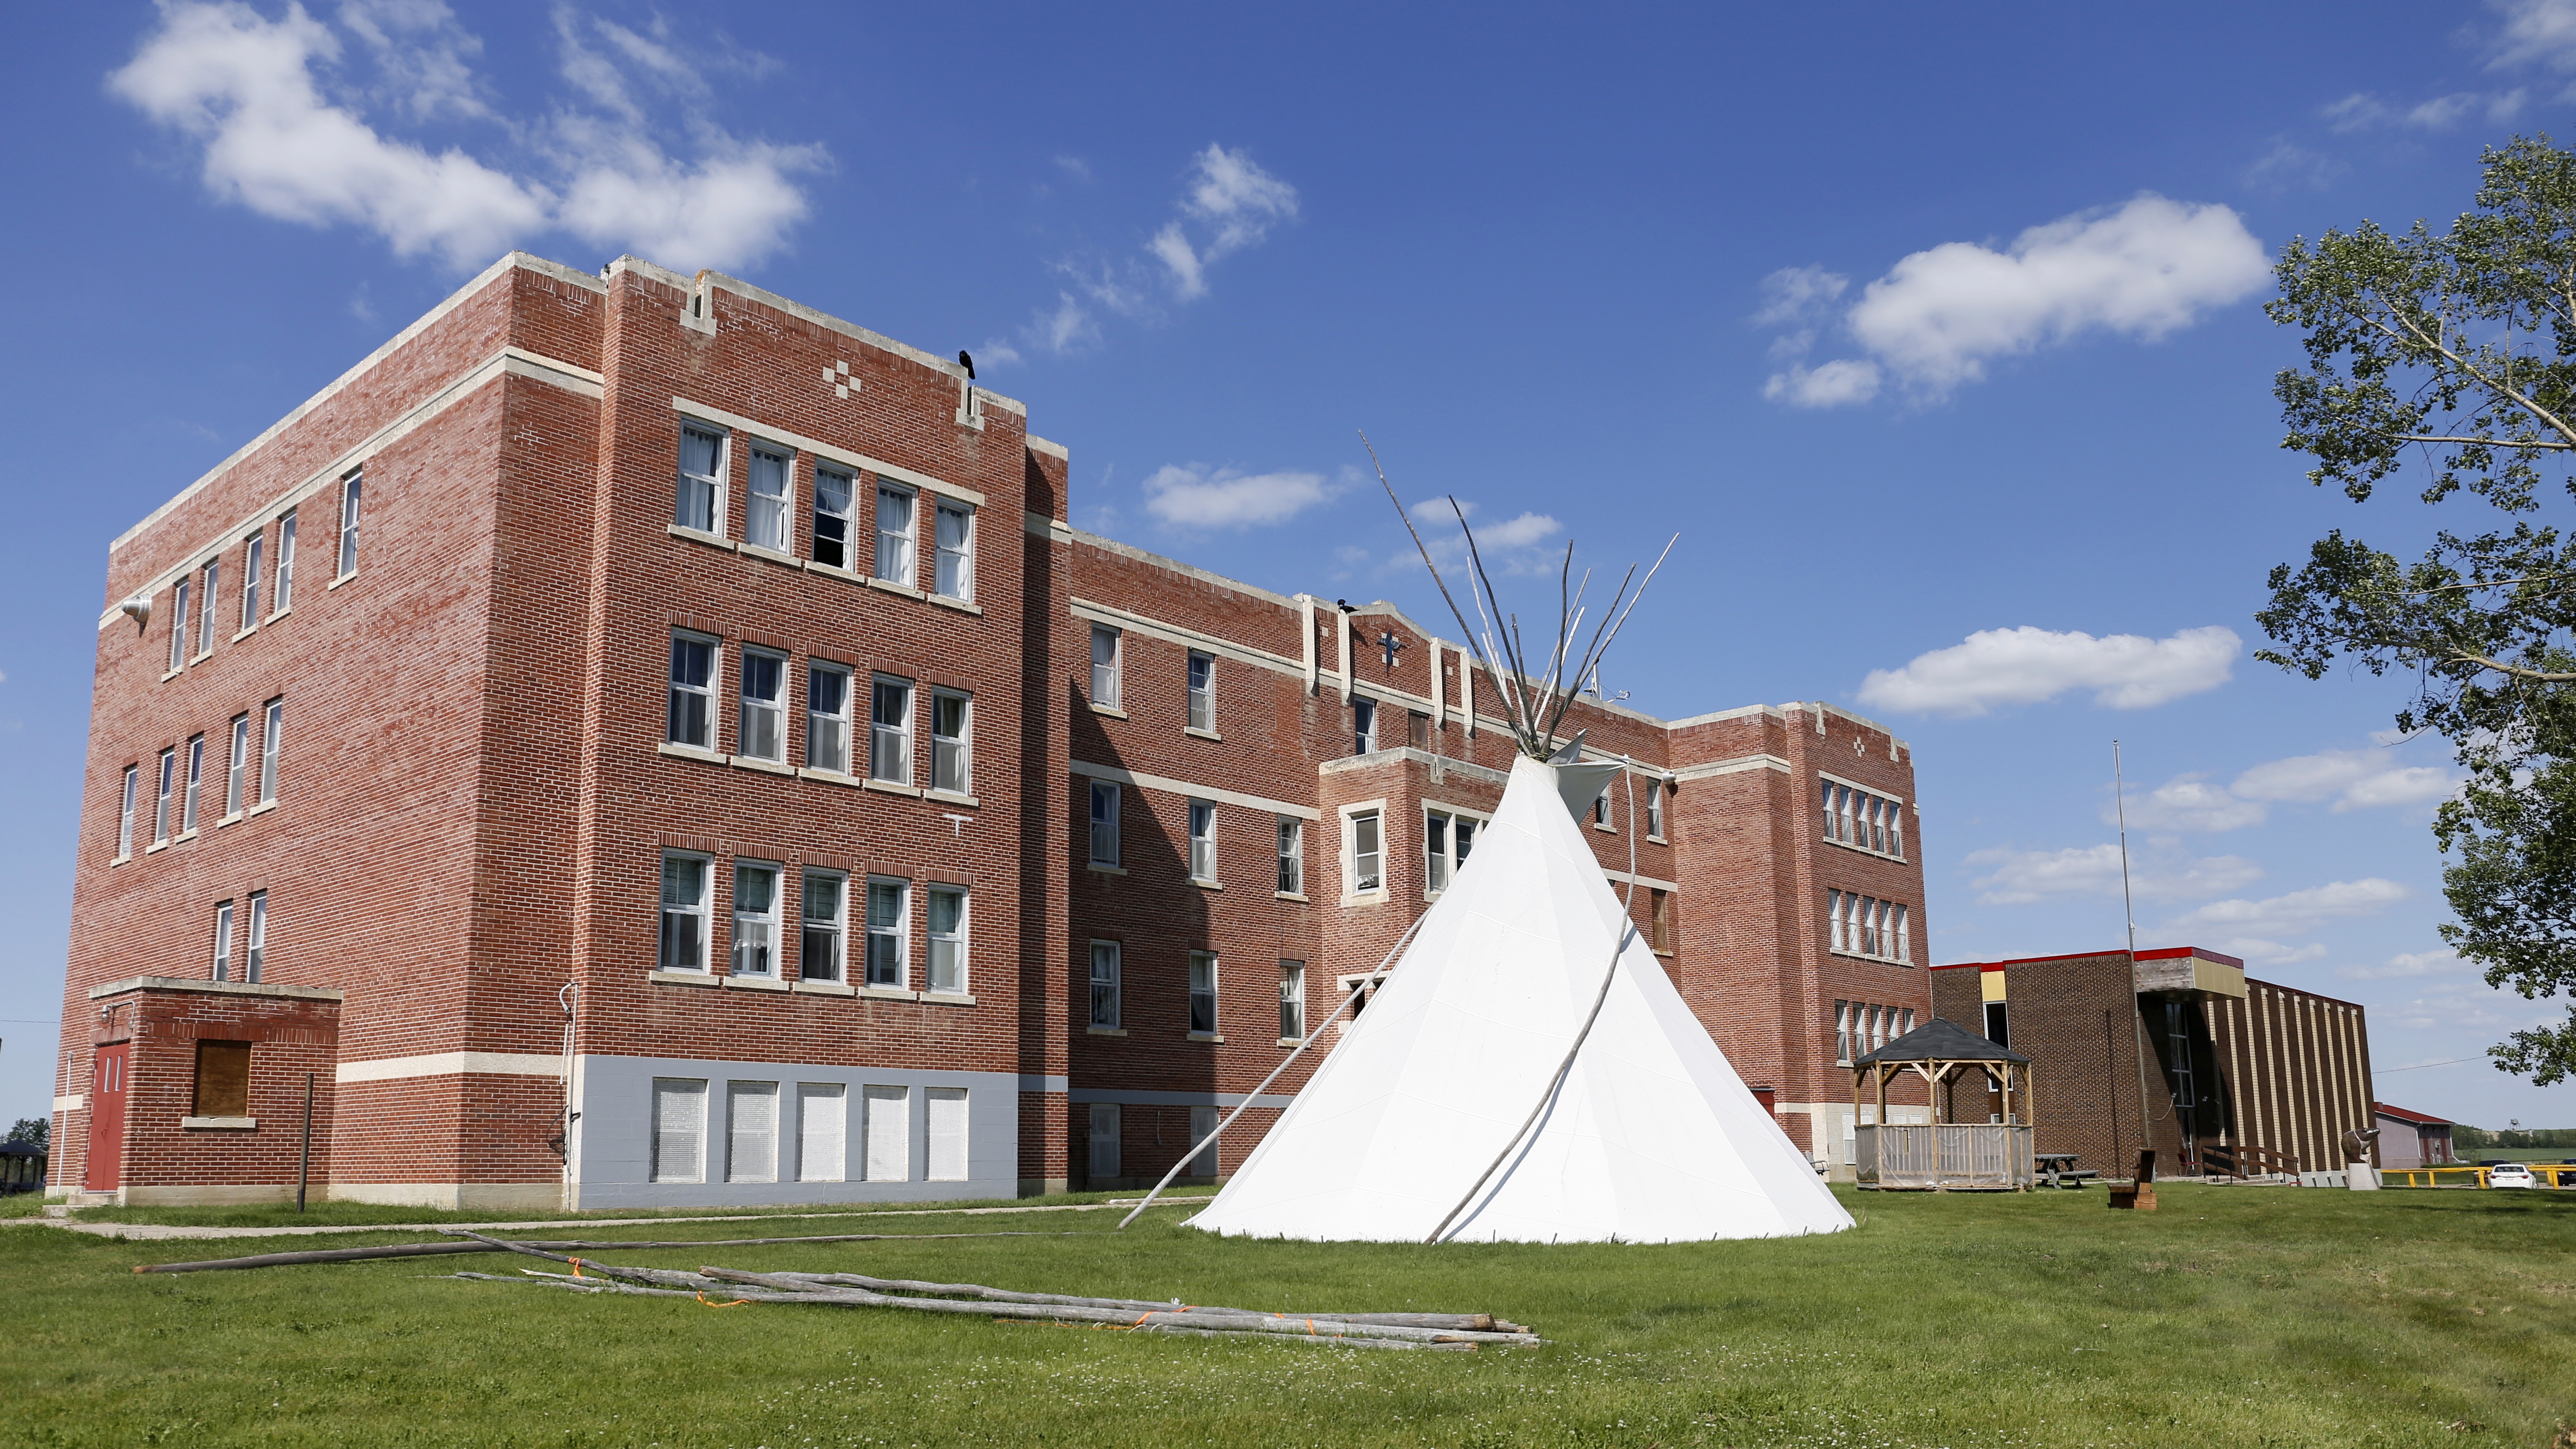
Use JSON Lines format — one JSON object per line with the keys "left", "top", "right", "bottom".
{"left": 50, "top": 253, "right": 1936, "bottom": 1208}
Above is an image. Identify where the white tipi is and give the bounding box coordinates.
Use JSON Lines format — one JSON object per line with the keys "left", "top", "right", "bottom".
{"left": 1186, "top": 751, "right": 1854, "bottom": 1243}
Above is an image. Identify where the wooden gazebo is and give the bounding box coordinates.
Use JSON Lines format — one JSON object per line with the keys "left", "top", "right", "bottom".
{"left": 1851, "top": 1017, "right": 2035, "bottom": 1191}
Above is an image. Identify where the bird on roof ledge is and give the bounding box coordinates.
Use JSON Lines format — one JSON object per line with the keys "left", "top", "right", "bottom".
{"left": 957, "top": 350, "right": 975, "bottom": 380}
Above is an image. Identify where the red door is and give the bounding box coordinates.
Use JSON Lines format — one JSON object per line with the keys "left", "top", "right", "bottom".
{"left": 86, "top": 1044, "right": 130, "bottom": 1191}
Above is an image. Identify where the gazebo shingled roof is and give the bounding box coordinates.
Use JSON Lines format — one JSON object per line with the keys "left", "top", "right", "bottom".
{"left": 1852, "top": 1016, "right": 2029, "bottom": 1067}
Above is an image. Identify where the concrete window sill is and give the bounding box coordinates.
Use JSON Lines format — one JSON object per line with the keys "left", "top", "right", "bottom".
{"left": 181, "top": 1116, "right": 256, "bottom": 1130}
{"left": 863, "top": 778, "right": 922, "bottom": 798}
{"left": 867, "top": 577, "right": 927, "bottom": 601}
{"left": 649, "top": 970, "right": 719, "bottom": 988}
{"left": 1086, "top": 863, "right": 1127, "bottom": 876}
{"left": 928, "top": 594, "right": 982, "bottom": 616}
{"left": 659, "top": 741, "right": 729, "bottom": 766}
{"left": 800, "top": 766, "right": 862, "bottom": 788}
{"left": 110, "top": 854, "right": 130, "bottom": 867}
{"left": 216, "top": 813, "right": 241, "bottom": 829}
{"left": 1274, "top": 891, "right": 1307, "bottom": 903}
{"left": 246, "top": 800, "right": 278, "bottom": 817}
{"left": 1191, "top": 878, "right": 1222, "bottom": 891}
{"left": 230, "top": 626, "right": 257, "bottom": 644}
{"left": 326, "top": 572, "right": 354, "bottom": 591}
{"left": 160, "top": 668, "right": 183, "bottom": 683}
{"left": 925, "top": 790, "right": 979, "bottom": 808}
{"left": 1086, "top": 1026, "right": 1127, "bottom": 1037}
{"left": 921, "top": 992, "right": 977, "bottom": 1006}
{"left": 1276, "top": 1037, "right": 1304, "bottom": 1048}
{"left": 724, "top": 975, "right": 790, "bottom": 992}
{"left": 1088, "top": 703, "right": 1128, "bottom": 719}
{"left": 1186, "top": 1032, "right": 1224, "bottom": 1043}
{"left": 857, "top": 986, "right": 918, "bottom": 1002}
{"left": 739, "top": 543, "right": 801, "bottom": 569}
{"left": 667, "top": 524, "right": 735, "bottom": 551}
{"left": 144, "top": 842, "right": 168, "bottom": 855}
{"left": 1183, "top": 726, "right": 1222, "bottom": 741}
{"left": 795, "top": 979, "right": 855, "bottom": 996}
{"left": 732, "top": 756, "right": 794, "bottom": 776}
{"left": 808, "top": 562, "right": 867, "bottom": 586}
{"left": 267, "top": 608, "right": 291, "bottom": 625}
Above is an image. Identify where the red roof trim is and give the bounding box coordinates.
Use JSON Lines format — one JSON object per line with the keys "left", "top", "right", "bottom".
{"left": 1931, "top": 946, "right": 2244, "bottom": 972}
{"left": 2373, "top": 1102, "right": 2454, "bottom": 1127}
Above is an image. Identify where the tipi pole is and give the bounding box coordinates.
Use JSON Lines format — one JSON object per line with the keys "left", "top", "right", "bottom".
{"left": 1116, "top": 913, "right": 1432, "bottom": 1229}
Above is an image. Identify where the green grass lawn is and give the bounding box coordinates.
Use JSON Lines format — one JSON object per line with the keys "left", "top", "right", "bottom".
{"left": 11, "top": 1188, "right": 1187, "bottom": 1231}
{"left": 4, "top": 1182, "right": 2570, "bottom": 1448}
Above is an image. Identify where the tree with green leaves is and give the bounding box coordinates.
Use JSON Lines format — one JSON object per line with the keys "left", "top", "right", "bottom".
{"left": 5, "top": 1117, "right": 44, "bottom": 1148}
{"left": 2262, "top": 134, "right": 2576, "bottom": 1086}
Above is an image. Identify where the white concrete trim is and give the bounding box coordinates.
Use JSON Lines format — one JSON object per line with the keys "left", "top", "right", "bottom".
{"left": 111, "top": 253, "right": 601, "bottom": 552}
{"left": 1024, "top": 510, "right": 1076, "bottom": 546}
{"left": 53, "top": 1095, "right": 83, "bottom": 1113}
{"left": 1069, "top": 759, "right": 1319, "bottom": 821}
{"left": 1319, "top": 747, "right": 1511, "bottom": 786}
{"left": 1025, "top": 433, "right": 1069, "bottom": 461}
{"left": 671, "top": 396, "right": 985, "bottom": 507}
{"left": 678, "top": 267, "right": 1028, "bottom": 417}
{"left": 89, "top": 975, "right": 344, "bottom": 1002}
{"left": 1602, "top": 866, "right": 1682, "bottom": 892}
{"left": 1816, "top": 768, "right": 1906, "bottom": 805}
{"left": 1069, "top": 598, "right": 1302, "bottom": 679}
{"left": 336, "top": 1052, "right": 567, "bottom": 1084}
{"left": 1671, "top": 753, "right": 1794, "bottom": 782}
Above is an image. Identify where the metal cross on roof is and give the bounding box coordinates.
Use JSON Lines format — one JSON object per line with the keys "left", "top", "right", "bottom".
{"left": 1379, "top": 631, "right": 1405, "bottom": 668}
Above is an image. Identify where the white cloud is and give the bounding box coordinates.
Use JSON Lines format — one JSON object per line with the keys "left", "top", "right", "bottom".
{"left": 1149, "top": 144, "right": 1297, "bottom": 299}
{"left": 1149, "top": 224, "right": 1205, "bottom": 299}
{"left": 2242, "top": 137, "right": 2344, "bottom": 194}
{"left": 1965, "top": 843, "right": 2260, "bottom": 906}
{"left": 1142, "top": 464, "right": 1347, "bottom": 529}
{"left": 2230, "top": 748, "right": 2455, "bottom": 812}
{"left": 2339, "top": 947, "right": 2476, "bottom": 982}
{"left": 2492, "top": 0, "right": 2576, "bottom": 72}
{"left": 2162, "top": 878, "right": 2410, "bottom": 939}
{"left": 2215, "top": 937, "right": 2328, "bottom": 965}
{"left": 2321, "top": 89, "right": 2526, "bottom": 132}
{"left": 1763, "top": 360, "right": 1881, "bottom": 408}
{"left": 107, "top": 1, "right": 825, "bottom": 272}
{"left": 2117, "top": 774, "right": 2268, "bottom": 833}
{"left": 1857, "top": 625, "right": 2238, "bottom": 717}
{"left": 1752, "top": 265, "right": 1849, "bottom": 326}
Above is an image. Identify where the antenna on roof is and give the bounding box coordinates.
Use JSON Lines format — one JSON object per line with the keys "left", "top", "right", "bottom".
{"left": 2113, "top": 740, "right": 2138, "bottom": 958}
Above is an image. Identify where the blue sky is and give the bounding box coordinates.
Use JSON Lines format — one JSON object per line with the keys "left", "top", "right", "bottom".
{"left": 5, "top": 1, "right": 2574, "bottom": 1133}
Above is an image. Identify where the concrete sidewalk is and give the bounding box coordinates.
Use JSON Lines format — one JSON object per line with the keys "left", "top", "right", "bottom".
{"left": 5, "top": 1196, "right": 1214, "bottom": 1242}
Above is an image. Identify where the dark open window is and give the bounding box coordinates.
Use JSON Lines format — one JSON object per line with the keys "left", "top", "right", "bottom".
{"left": 194, "top": 1040, "right": 251, "bottom": 1117}
{"left": 1982, "top": 1001, "right": 2010, "bottom": 1049}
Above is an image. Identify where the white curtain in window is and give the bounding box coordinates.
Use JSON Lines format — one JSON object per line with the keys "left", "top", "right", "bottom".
{"left": 797, "top": 1082, "right": 846, "bottom": 1182}
{"left": 934, "top": 503, "right": 972, "bottom": 599}
{"left": 727, "top": 1081, "right": 778, "bottom": 1183}
{"left": 926, "top": 1087, "right": 968, "bottom": 1181}
{"left": 746, "top": 447, "right": 790, "bottom": 551}
{"left": 875, "top": 486, "right": 915, "bottom": 584}
{"left": 864, "top": 1085, "right": 909, "bottom": 1181}
{"left": 651, "top": 1078, "right": 707, "bottom": 1183}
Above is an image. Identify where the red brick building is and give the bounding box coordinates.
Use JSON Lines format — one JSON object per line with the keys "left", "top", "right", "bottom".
{"left": 50, "top": 253, "right": 1932, "bottom": 1208}
{"left": 1930, "top": 947, "right": 2377, "bottom": 1180}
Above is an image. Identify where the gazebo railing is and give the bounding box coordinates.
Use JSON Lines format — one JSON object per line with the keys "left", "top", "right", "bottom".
{"left": 1856, "top": 1124, "right": 2033, "bottom": 1190}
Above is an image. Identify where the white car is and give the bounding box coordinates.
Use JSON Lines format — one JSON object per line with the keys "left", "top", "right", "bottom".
{"left": 2489, "top": 1163, "right": 2537, "bottom": 1189}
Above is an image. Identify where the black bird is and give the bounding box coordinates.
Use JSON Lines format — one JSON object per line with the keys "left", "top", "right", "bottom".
{"left": 957, "top": 349, "right": 975, "bottom": 380}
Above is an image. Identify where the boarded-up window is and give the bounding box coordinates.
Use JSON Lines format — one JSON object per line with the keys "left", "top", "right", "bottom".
{"left": 651, "top": 1078, "right": 707, "bottom": 1183}
{"left": 926, "top": 1087, "right": 968, "bottom": 1181}
{"left": 797, "top": 1083, "right": 846, "bottom": 1182}
{"left": 864, "top": 1085, "right": 909, "bottom": 1181}
{"left": 194, "top": 1040, "right": 251, "bottom": 1117}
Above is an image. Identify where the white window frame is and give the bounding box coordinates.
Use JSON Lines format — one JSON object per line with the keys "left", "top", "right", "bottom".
{"left": 875, "top": 479, "right": 917, "bottom": 586}
{"left": 1089, "top": 625, "right": 1122, "bottom": 708}
{"left": 651, "top": 1077, "right": 708, "bottom": 1184}
{"left": 212, "top": 900, "right": 234, "bottom": 982}
{"left": 1186, "top": 651, "right": 1214, "bottom": 732}
{"left": 667, "top": 631, "right": 719, "bottom": 749}
{"left": 225, "top": 713, "right": 250, "bottom": 817}
{"left": 1826, "top": 889, "right": 1913, "bottom": 964}
{"left": 1187, "top": 799, "right": 1217, "bottom": 883}
{"left": 1819, "top": 774, "right": 1907, "bottom": 862}
{"left": 738, "top": 649, "right": 787, "bottom": 763}
{"left": 1343, "top": 802, "right": 1387, "bottom": 900}
{"left": 806, "top": 661, "right": 852, "bottom": 774}
{"left": 1279, "top": 960, "right": 1305, "bottom": 1041}
{"left": 259, "top": 698, "right": 283, "bottom": 805}
{"left": 797, "top": 1082, "right": 847, "bottom": 1183}
{"left": 864, "top": 876, "right": 910, "bottom": 989}
{"left": 1647, "top": 782, "right": 1666, "bottom": 840}
{"left": 1188, "top": 951, "right": 1219, "bottom": 1036}
{"left": 743, "top": 441, "right": 794, "bottom": 553}
{"left": 869, "top": 675, "right": 914, "bottom": 784}
{"left": 800, "top": 868, "right": 847, "bottom": 982}
{"left": 1088, "top": 939, "right": 1122, "bottom": 1029}
{"left": 930, "top": 690, "right": 971, "bottom": 795}
{"left": 811, "top": 465, "right": 855, "bottom": 570}
{"left": 180, "top": 733, "right": 204, "bottom": 835}
{"left": 731, "top": 860, "right": 782, "bottom": 978}
{"left": 933, "top": 499, "right": 974, "bottom": 601}
{"left": 116, "top": 765, "right": 136, "bottom": 858}
{"left": 927, "top": 886, "right": 968, "bottom": 995}
{"left": 244, "top": 890, "right": 266, "bottom": 983}
{"left": 1424, "top": 802, "right": 1486, "bottom": 897}
{"left": 273, "top": 510, "right": 297, "bottom": 613}
{"left": 1352, "top": 697, "right": 1378, "bottom": 755}
{"left": 727, "top": 1080, "right": 780, "bottom": 1184}
{"left": 926, "top": 1085, "right": 969, "bottom": 1181}
{"left": 154, "top": 748, "right": 174, "bottom": 844}
{"left": 1834, "top": 1000, "right": 1852, "bottom": 1066}
{"left": 660, "top": 852, "right": 712, "bottom": 972}
{"left": 168, "top": 576, "right": 190, "bottom": 673}
{"left": 1088, "top": 781, "right": 1121, "bottom": 867}
{"left": 1275, "top": 816, "right": 1303, "bottom": 896}
{"left": 240, "top": 529, "right": 264, "bottom": 632}
{"left": 864, "top": 1084, "right": 911, "bottom": 1182}
{"left": 198, "top": 559, "right": 220, "bottom": 657}
{"left": 676, "top": 422, "right": 727, "bottom": 535}
{"left": 335, "top": 472, "right": 363, "bottom": 579}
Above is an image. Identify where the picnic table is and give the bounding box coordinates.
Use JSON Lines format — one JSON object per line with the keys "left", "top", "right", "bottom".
{"left": 2037, "top": 1153, "right": 2097, "bottom": 1188}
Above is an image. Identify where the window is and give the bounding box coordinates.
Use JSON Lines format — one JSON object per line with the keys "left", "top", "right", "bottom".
{"left": 1352, "top": 697, "right": 1378, "bottom": 755}
{"left": 797, "top": 1082, "right": 846, "bottom": 1182}
{"left": 1409, "top": 711, "right": 1430, "bottom": 749}
{"left": 244, "top": 891, "right": 265, "bottom": 983}
{"left": 1424, "top": 809, "right": 1478, "bottom": 893}
{"left": 274, "top": 510, "right": 297, "bottom": 612}
{"left": 931, "top": 691, "right": 970, "bottom": 794}
{"left": 1592, "top": 786, "right": 1611, "bottom": 828}
{"left": 927, "top": 887, "right": 968, "bottom": 994}
{"left": 927, "top": 1087, "right": 968, "bottom": 1181}
{"left": 153, "top": 749, "right": 174, "bottom": 844}
{"left": 1186, "top": 651, "right": 1214, "bottom": 731}
{"left": 212, "top": 901, "right": 234, "bottom": 981}
{"left": 1276, "top": 817, "right": 1303, "bottom": 895}
{"left": 651, "top": 1078, "right": 707, "bottom": 1183}
{"left": 259, "top": 698, "right": 283, "bottom": 804}
{"left": 1089, "top": 625, "right": 1121, "bottom": 708}
{"left": 194, "top": 1040, "right": 251, "bottom": 1118}
{"left": 240, "top": 531, "right": 264, "bottom": 631}
{"left": 934, "top": 501, "right": 973, "bottom": 600}
{"left": 667, "top": 633, "right": 717, "bottom": 748}
{"left": 865, "top": 878, "right": 909, "bottom": 988}
{"left": 732, "top": 862, "right": 780, "bottom": 977}
{"left": 812, "top": 467, "right": 854, "bottom": 569}
{"left": 1820, "top": 779, "right": 1905, "bottom": 859}
{"left": 875, "top": 482, "right": 916, "bottom": 585}
{"left": 1189, "top": 952, "right": 1218, "bottom": 1035}
{"left": 1189, "top": 1104, "right": 1220, "bottom": 1177}
{"left": 744, "top": 444, "right": 792, "bottom": 552}
{"left": 727, "top": 1080, "right": 779, "bottom": 1183}
{"left": 870, "top": 676, "right": 913, "bottom": 783}
{"left": 801, "top": 870, "right": 846, "bottom": 981}
{"left": 1089, "top": 940, "right": 1121, "bottom": 1028}
{"left": 225, "top": 714, "right": 250, "bottom": 816}
{"left": 676, "top": 425, "right": 725, "bottom": 534}
{"left": 1188, "top": 800, "right": 1216, "bottom": 882}
{"left": 1647, "top": 783, "right": 1666, "bottom": 839}
{"left": 1834, "top": 1001, "right": 1852, "bottom": 1066}
{"left": 864, "top": 1084, "right": 909, "bottom": 1181}
{"left": 169, "top": 576, "right": 190, "bottom": 673}
{"left": 1086, "top": 1102, "right": 1121, "bottom": 1180}
{"left": 1279, "top": 960, "right": 1306, "bottom": 1040}
{"left": 198, "top": 559, "right": 220, "bottom": 657}
{"left": 1088, "top": 781, "right": 1120, "bottom": 867}
{"left": 806, "top": 663, "right": 851, "bottom": 773}
{"left": 116, "top": 766, "right": 137, "bottom": 857}
{"left": 181, "top": 734, "right": 204, "bottom": 834}
{"left": 1651, "top": 889, "right": 1675, "bottom": 953}
{"left": 1350, "top": 809, "right": 1383, "bottom": 893}
{"left": 739, "top": 651, "right": 786, "bottom": 762}
{"left": 1984, "top": 1001, "right": 2010, "bottom": 1049}
{"left": 1827, "top": 890, "right": 1912, "bottom": 963}
{"left": 336, "top": 473, "right": 363, "bottom": 578}
{"left": 660, "top": 855, "right": 710, "bottom": 971}
{"left": 1457, "top": 815, "right": 1478, "bottom": 864}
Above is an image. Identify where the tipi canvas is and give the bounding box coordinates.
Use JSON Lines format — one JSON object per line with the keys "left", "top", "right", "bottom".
{"left": 1188, "top": 753, "right": 1854, "bottom": 1243}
